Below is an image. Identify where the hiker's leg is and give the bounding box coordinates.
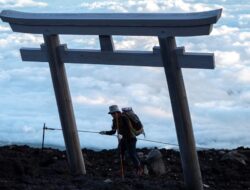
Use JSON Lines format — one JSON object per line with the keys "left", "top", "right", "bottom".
{"left": 127, "top": 138, "right": 140, "bottom": 169}
{"left": 118, "top": 139, "right": 127, "bottom": 176}
{"left": 119, "top": 139, "right": 126, "bottom": 162}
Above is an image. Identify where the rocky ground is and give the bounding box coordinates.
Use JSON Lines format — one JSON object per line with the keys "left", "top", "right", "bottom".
{"left": 0, "top": 145, "right": 249, "bottom": 190}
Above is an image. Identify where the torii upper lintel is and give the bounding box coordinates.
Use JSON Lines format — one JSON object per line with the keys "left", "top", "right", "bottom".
{"left": 1, "top": 9, "right": 222, "bottom": 36}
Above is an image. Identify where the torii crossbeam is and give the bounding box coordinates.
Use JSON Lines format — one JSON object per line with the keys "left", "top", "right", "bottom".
{"left": 0, "top": 9, "right": 222, "bottom": 190}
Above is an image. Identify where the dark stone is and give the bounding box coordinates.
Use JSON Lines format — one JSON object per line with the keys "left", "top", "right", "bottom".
{"left": 0, "top": 145, "right": 249, "bottom": 190}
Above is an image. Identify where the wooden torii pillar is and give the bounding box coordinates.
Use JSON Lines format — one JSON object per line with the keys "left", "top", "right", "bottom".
{"left": 1, "top": 9, "right": 222, "bottom": 190}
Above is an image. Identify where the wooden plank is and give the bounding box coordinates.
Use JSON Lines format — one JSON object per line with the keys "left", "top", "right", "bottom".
{"left": 60, "top": 46, "right": 162, "bottom": 66}
{"left": 20, "top": 44, "right": 47, "bottom": 62}
{"left": 9, "top": 23, "right": 212, "bottom": 36}
{"left": 178, "top": 52, "right": 214, "bottom": 69}
{"left": 20, "top": 46, "right": 214, "bottom": 69}
{"left": 0, "top": 9, "right": 222, "bottom": 27}
{"left": 20, "top": 48, "right": 47, "bottom": 62}
{"left": 43, "top": 34, "right": 86, "bottom": 176}
{"left": 158, "top": 36, "right": 203, "bottom": 190}
{"left": 174, "top": 46, "right": 214, "bottom": 69}
{"left": 1, "top": 9, "right": 222, "bottom": 36}
{"left": 20, "top": 47, "right": 162, "bottom": 66}
{"left": 99, "top": 35, "right": 114, "bottom": 51}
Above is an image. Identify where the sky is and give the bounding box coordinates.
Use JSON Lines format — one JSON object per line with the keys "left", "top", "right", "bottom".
{"left": 0, "top": 0, "right": 249, "bottom": 150}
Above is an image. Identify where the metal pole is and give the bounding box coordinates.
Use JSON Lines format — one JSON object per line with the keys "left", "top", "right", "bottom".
{"left": 158, "top": 36, "right": 203, "bottom": 190}
{"left": 42, "top": 123, "right": 46, "bottom": 150}
{"left": 43, "top": 34, "right": 86, "bottom": 175}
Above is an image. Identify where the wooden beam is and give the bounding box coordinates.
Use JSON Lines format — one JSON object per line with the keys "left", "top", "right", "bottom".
{"left": 0, "top": 9, "right": 222, "bottom": 27}
{"left": 99, "top": 35, "right": 114, "bottom": 51}
{"left": 20, "top": 46, "right": 214, "bottom": 69}
{"left": 10, "top": 24, "right": 213, "bottom": 36}
{"left": 43, "top": 34, "right": 86, "bottom": 176}
{"left": 159, "top": 36, "right": 203, "bottom": 190}
{"left": 1, "top": 9, "right": 222, "bottom": 36}
{"left": 154, "top": 46, "right": 215, "bottom": 69}
{"left": 59, "top": 46, "right": 162, "bottom": 67}
{"left": 20, "top": 44, "right": 47, "bottom": 62}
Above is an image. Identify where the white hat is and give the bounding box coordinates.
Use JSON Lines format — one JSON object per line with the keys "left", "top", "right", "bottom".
{"left": 108, "top": 105, "right": 121, "bottom": 114}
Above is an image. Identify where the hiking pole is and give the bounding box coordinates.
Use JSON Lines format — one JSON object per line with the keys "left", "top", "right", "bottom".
{"left": 115, "top": 113, "right": 125, "bottom": 180}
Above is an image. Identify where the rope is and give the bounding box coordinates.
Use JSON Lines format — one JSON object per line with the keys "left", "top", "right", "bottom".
{"left": 44, "top": 126, "right": 208, "bottom": 149}
{"left": 45, "top": 127, "right": 99, "bottom": 133}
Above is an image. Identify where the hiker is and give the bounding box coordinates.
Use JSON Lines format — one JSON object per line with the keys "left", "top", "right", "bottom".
{"left": 99, "top": 105, "right": 143, "bottom": 176}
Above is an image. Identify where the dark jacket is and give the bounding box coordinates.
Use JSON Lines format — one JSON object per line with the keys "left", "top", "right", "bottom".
{"left": 105, "top": 114, "right": 135, "bottom": 139}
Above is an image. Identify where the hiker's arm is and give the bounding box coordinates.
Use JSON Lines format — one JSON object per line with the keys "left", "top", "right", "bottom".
{"left": 99, "top": 129, "right": 116, "bottom": 135}
{"left": 104, "top": 128, "right": 116, "bottom": 135}
{"left": 100, "top": 121, "right": 116, "bottom": 135}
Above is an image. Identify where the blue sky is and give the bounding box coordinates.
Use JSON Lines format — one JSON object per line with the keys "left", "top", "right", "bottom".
{"left": 0, "top": 0, "right": 249, "bottom": 149}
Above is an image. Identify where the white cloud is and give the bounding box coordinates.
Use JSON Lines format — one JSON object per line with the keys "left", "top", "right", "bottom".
{"left": 0, "top": 33, "right": 43, "bottom": 48}
{"left": 144, "top": 0, "right": 160, "bottom": 12}
{"left": 239, "top": 14, "right": 250, "bottom": 26}
{"left": 0, "top": 25, "right": 11, "bottom": 32}
{"left": 74, "top": 95, "right": 115, "bottom": 106}
{"left": 143, "top": 106, "right": 172, "bottom": 119}
{"left": 80, "top": 1, "right": 127, "bottom": 12}
{"left": 22, "top": 125, "right": 35, "bottom": 133}
{"left": 0, "top": 0, "right": 47, "bottom": 8}
{"left": 237, "top": 68, "right": 250, "bottom": 83}
{"left": 233, "top": 41, "right": 250, "bottom": 48}
{"left": 0, "top": 70, "right": 11, "bottom": 81}
{"left": 211, "top": 25, "right": 239, "bottom": 36}
{"left": 240, "top": 91, "right": 250, "bottom": 104}
{"left": 113, "top": 36, "right": 158, "bottom": 51}
{"left": 194, "top": 100, "right": 235, "bottom": 109}
{"left": 246, "top": 47, "right": 250, "bottom": 55}
{"left": 215, "top": 51, "right": 240, "bottom": 67}
{"left": 239, "top": 32, "right": 250, "bottom": 41}
{"left": 79, "top": 0, "right": 217, "bottom": 13}
{"left": 114, "top": 38, "right": 137, "bottom": 50}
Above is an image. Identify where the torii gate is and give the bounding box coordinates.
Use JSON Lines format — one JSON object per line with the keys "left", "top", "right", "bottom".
{"left": 1, "top": 9, "right": 222, "bottom": 190}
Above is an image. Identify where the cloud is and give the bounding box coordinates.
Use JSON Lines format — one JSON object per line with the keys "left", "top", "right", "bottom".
{"left": 74, "top": 95, "right": 115, "bottom": 106}
{"left": 80, "top": 1, "right": 128, "bottom": 12}
{"left": 0, "top": 25, "right": 11, "bottom": 32}
{"left": 0, "top": 70, "right": 11, "bottom": 81}
{"left": 79, "top": 0, "right": 218, "bottom": 13}
{"left": 136, "top": 0, "right": 161, "bottom": 12}
{"left": 237, "top": 68, "right": 250, "bottom": 83}
{"left": 113, "top": 36, "right": 158, "bottom": 51}
{"left": 143, "top": 106, "right": 172, "bottom": 119}
{"left": 239, "top": 32, "right": 250, "bottom": 41}
{"left": 211, "top": 25, "right": 239, "bottom": 36}
{"left": 0, "top": 33, "right": 43, "bottom": 49}
{"left": 194, "top": 100, "right": 236, "bottom": 109}
{"left": 0, "top": 0, "right": 47, "bottom": 8}
{"left": 215, "top": 51, "right": 240, "bottom": 67}
{"left": 239, "top": 14, "right": 250, "bottom": 26}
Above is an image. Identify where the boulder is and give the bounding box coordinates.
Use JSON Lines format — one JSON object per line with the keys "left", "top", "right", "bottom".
{"left": 221, "top": 150, "right": 248, "bottom": 165}
{"left": 146, "top": 148, "right": 166, "bottom": 175}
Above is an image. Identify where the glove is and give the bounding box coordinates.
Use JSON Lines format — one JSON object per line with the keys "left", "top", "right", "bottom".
{"left": 99, "top": 131, "right": 106, "bottom": 135}
{"left": 118, "top": 134, "right": 123, "bottom": 140}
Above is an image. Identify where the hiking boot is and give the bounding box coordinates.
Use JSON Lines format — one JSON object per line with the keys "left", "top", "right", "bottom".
{"left": 136, "top": 166, "right": 144, "bottom": 177}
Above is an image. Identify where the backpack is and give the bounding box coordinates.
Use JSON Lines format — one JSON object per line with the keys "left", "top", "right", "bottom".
{"left": 122, "top": 107, "right": 145, "bottom": 137}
